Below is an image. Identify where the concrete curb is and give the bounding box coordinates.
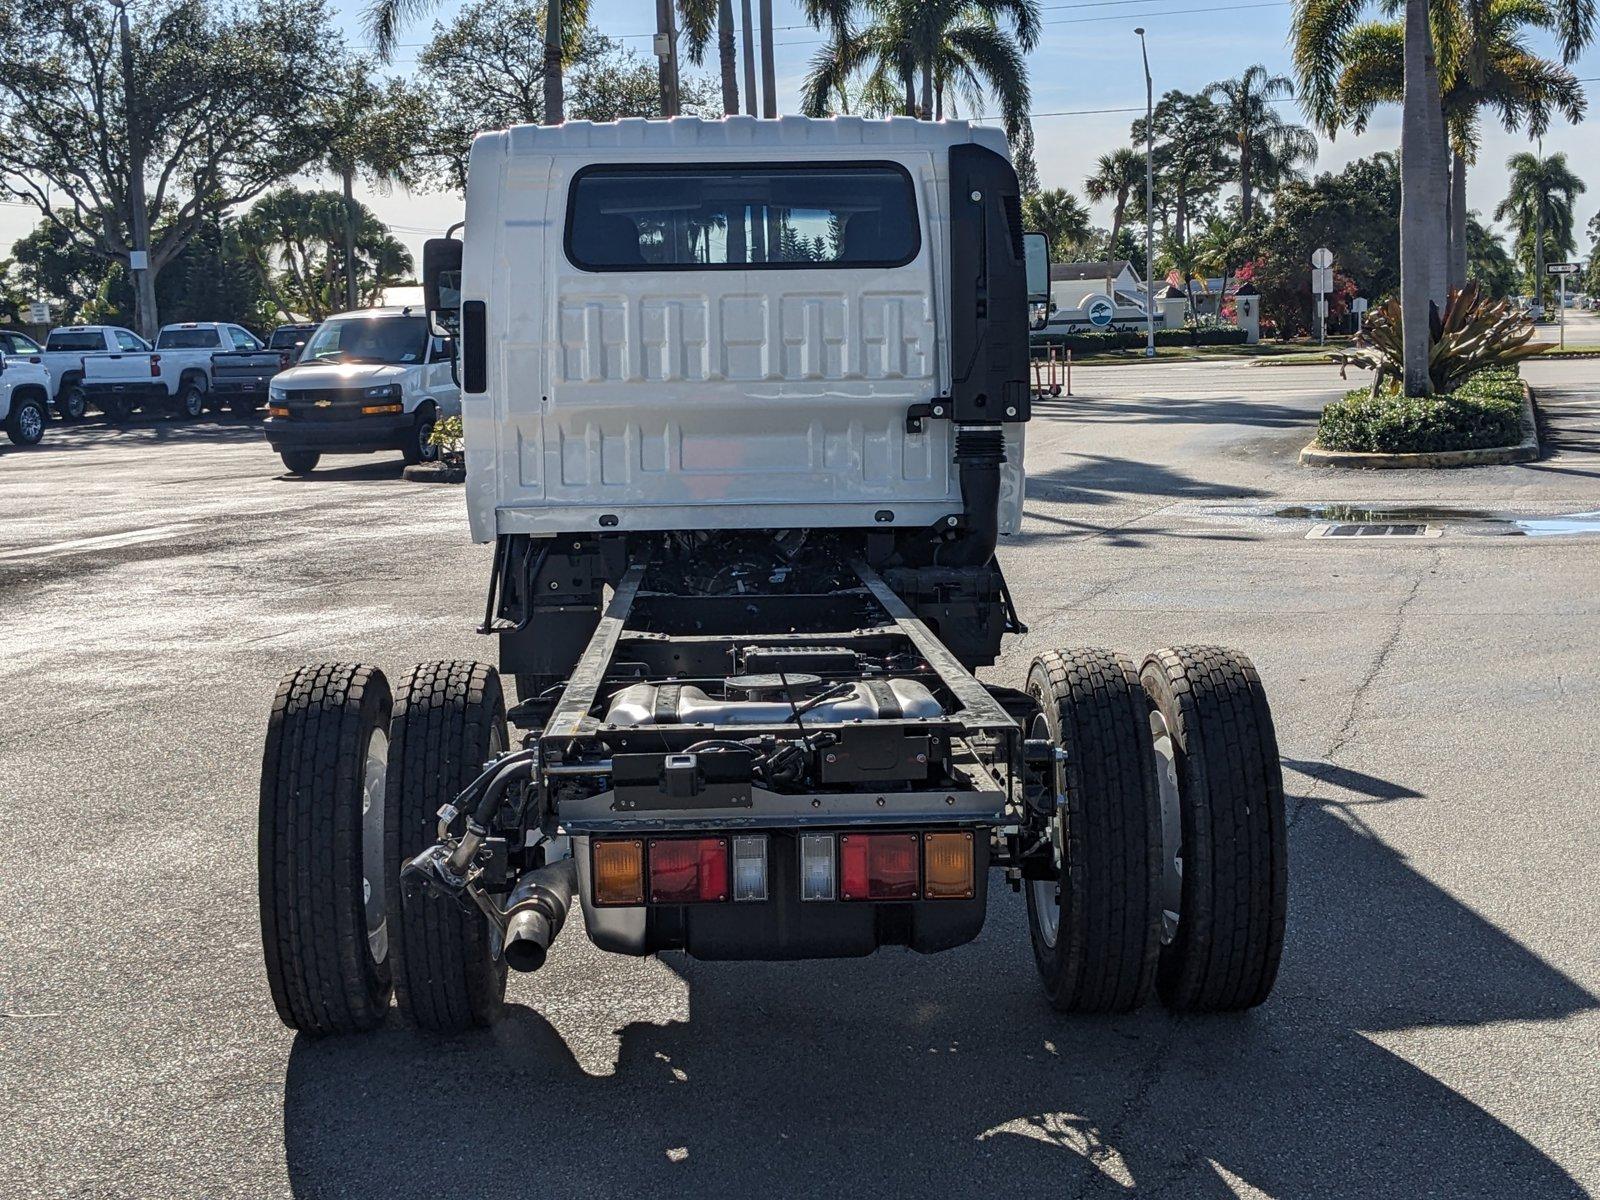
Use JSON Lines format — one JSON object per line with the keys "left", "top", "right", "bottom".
{"left": 1300, "top": 384, "right": 1540, "bottom": 469}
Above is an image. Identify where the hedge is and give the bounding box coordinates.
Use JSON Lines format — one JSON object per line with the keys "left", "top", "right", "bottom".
{"left": 1316, "top": 368, "right": 1524, "bottom": 454}
{"left": 1031, "top": 324, "right": 1248, "bottom": 353}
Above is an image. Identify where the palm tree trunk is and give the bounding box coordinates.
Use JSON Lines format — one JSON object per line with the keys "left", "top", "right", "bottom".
{"left": 1448, "top": 148, "right": 1468, "bottom": 290}
{"left": 920, "top": 59, "right": 932, "bottom": 120}
{"left": 342, "top": 166, "right": 359, "bottom": 313}
{"left": 1399, "top": 0, "right": 1447, "bottom": 395}
{"left": 1533, "top": 188, "right": 1545, "bottom": 311}
{"left": 903, "top": 71, "right": 915, "bottom": 116}
{"left": 543, "top": 0, "right": 564, "bottom": 124}
{"left": 759, "top": 0, "right": 776, "bottom": 117}
{"left": 740, "top": 0, "right": 757, "bottom": 116}
{"left": 717, "top": 0, "right": 738, "bottom": 115}
{"left": 1239, "top": 138, "right": 1253, "bottom": 224}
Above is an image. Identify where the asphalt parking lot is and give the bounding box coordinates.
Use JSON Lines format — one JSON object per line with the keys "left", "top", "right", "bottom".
{"left": 2, "top": 359, "right": 1597, "bottom": 1199}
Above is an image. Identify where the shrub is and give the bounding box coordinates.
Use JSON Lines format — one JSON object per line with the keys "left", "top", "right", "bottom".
{"left": 1317, "top": 367, "right": 1524, "bottom": 453}
{"left": 429, "top": 413, "right": 465, "bottom": 464}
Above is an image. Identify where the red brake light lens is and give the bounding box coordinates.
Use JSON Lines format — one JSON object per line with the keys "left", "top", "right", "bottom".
{"left": 648, "top": 837, "right": 729, "bottom": 904}
{"left": 839, "top": 834, "right": 919, "bottom": 901}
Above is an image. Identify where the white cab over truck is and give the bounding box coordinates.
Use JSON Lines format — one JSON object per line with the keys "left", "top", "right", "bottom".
{"left": 262, "top": 307, "right": 461, "bottom": 474}
{"left": 1, "top": 354, "right": 51, "bottom": 446}
{"left": 81, "top": 321, "right": 262, "bottom": 421}
{"left": 29, "top": 325, "right": 150, "bottom": 420}
{"left": 257, "top": 118, "right": 1288, "bottom": 1039}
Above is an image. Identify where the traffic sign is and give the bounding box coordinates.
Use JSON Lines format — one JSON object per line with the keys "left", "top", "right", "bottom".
{"left": 1311, "top": 247, "right": 1334, "bottom": 269}
{"left": 1546, "top": 262, "right": 1580, "bottom": 275}
{"left": 1351, "top": 297, "right": 1369, "bottom": 314}
{"left": 25, "top": 302, "right": 50, "bottom": 325}
{"left": 1311, "top": 267, "right": 1334, "bottom": 294}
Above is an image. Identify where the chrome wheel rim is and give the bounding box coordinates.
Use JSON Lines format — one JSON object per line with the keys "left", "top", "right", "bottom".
{"left": 419, "top": 420, "right": 437, "bottom": 461}
{"left": 1028, "top": 711, "right": 1064, "bottom": 949}
{"left": 19, "top": 404, "right": 43, "bottom": 442}
{"left": 186, "top": 391, "right": 203, "bottom": 417}
{"left": 1150, "top": 708, "right": 1183, "bottom": 945}
{"left": 361, "top": 726, "right": 389, "bottom": 966}
{"left": 66, "top": 390, "right": 85, "bottom": 419}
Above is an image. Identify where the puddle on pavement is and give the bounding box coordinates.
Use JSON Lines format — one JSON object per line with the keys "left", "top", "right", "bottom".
{"left": 1196, "top": 503, "right": 1600, "bottom": 537}
{"left": 1510, "top": 511, "right": 1600, "bottom": 536}
{"left": 1271, "top": 504, "right": 1499, "bottom": 523}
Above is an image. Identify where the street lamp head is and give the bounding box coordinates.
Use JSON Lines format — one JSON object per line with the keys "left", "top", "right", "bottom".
{"left": 1134, "top": 26, "right": 1145, "bottom": 34}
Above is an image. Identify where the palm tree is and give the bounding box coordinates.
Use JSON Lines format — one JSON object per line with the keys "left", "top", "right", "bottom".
{"left": 681, "top": 0, "right": 739, "bottom": 114}
{"left": 367, "top": 0, "right": 589, "bottom": 124}
{"left": 1204, "top": 65, "right": 1318, "bottom": 222}
{"left": 1495, "top": 150, "right": 1586, "bottom": 310}
{"left": 1022, "top": 189, "right": 1092, "bottom": 260}
{"left": 1319, "top": 0, "right": 1585, "bottom": 289}
{"left": 799, "top": 0, "right": 1041, "bottom": 141}
{"left": 317, "top": 62, "right": 418, "bottom": 311}
{"left": 1084, "top": 148, "right": 1145, "bottom": 258}
{"left": 1192, "top": 214, "right": 1255, "bottom": 318}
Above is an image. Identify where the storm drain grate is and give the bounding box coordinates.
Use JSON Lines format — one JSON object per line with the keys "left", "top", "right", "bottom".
{"left": 1306, "top": 522, "right": 1441, "bottom": 540}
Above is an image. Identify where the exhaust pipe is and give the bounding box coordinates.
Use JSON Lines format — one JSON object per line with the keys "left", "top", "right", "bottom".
{"left": 502, "top": 856, "right": 578, "bottom": 973}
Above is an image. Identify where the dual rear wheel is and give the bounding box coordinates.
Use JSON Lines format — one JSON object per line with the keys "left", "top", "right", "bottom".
{"left": 1023, "top": 645, "right": 1286, "bottom": 1014}
{"left": 259, "top": 660, "right": 509, "bottom": 1036}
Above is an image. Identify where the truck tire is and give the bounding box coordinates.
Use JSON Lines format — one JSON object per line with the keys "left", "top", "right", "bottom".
{"left": 386, "top": 661, "right": 509, "bottom": 1031}
{"left": 174, "top": 379, "right": 206, "bottom": 420}
{"left": 4, "top": 394, "right": 47, "bottom": 446}
{"left": 401, "top": 402, "right": 438, "bottom": 465}
{"left": 56, "top": 383, "right": 87, "bottom": 421}
{"left": 280, "top": 450, "right": 320, "bottom": 475}
{"left": 99, "top": 396, "right": 134, "bottom": 423}
{"left": 1024, "top": 649, "right": 1162, "bottom": 1013}
{"left": 258, "top": 663, "right": 395, "bottom": 1036}
{"left": 1140, "top": 646, "right": 1286, "bottom": 1012}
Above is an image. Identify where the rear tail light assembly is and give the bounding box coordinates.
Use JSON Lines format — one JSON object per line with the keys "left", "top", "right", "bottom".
{"left": 593, "top": 830, "right": 974, "bottom": 906}
{"left": 149, "top": 354, "right": 161, "bottom": 377}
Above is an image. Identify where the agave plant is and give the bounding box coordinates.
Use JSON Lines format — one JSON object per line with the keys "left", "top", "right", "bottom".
{"left": 1333, "top": 284, "right": 1551, "bottom": 394}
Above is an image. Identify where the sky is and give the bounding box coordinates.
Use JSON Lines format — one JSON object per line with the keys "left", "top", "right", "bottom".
{"left": 4, "top": 0, "right": 1598, "bottom": 282}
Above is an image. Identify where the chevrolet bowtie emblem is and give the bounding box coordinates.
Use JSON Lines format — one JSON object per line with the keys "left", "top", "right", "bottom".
{"left": 314, "top": 399, "right": 332, "bottom": 407}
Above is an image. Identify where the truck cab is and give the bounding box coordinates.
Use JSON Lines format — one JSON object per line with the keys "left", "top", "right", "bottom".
{"left": 1, "top": 354, "right": 51, "bottom": 446}
{"left": 33, "top": 325, "right": 149, "bottom": 420}
{"left": 262, "top": 307, "right": 461, "bottom": 474}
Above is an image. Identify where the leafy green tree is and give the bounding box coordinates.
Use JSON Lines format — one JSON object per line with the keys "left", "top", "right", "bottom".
{"left": 1084, "top": 148, "right": 1146, "bottom": 260}
{"left": 799, "top": 0, "right": 1041, "bottom": 141}
{"left": 1022, "top": 190, "right": 1093, "bottom": 261}
{"left": 1585, "top": 211, "right": 1600, "bottom": 296}
{"left": 1495, "top": 151, "right": 1585, "bottom": 308}
{"left": 1130, "top": 91, "right": 1231, "bottom": 252}
{"left": 1204, "top": 66, "right": 1318, "bottom": 222}
{"left": 0, "top": 0, "right": 341, "bottom": 337}
{"left": 1465, "top": 213, "right": 1520, "bottom": 298}
{"left": 240, "top": 188, "right": 413, "bottom": 321}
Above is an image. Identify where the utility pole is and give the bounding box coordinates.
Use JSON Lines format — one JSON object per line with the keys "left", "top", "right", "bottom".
{"left": 113, "top": 0, "right": 156, "bottom": 339}
{"left": 740, "top": 0, "right": 758, "bottom": 116}
{"left": 759, "top": 0, "right": 777, "bottom": 118}
{"left": 655, "top": 0, "right": 680, "bottom": 117}
{"left": 1136, "top": 27, "right": 1156, "bottom": 358}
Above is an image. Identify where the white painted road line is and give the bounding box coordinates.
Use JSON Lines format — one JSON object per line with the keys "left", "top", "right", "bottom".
{"left": 0, "top": 523, "right": 197, "bottom": 562}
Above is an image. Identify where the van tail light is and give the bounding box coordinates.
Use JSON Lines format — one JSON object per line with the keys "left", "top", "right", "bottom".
{"left": 592, "top": 839, "right": 644, "bottom": 906}
{"left": 648, "top": 837, "right": 729, "bottom": 904}
{"left": 149, "top": 354, "right": 161, "bottom": 378}
{"left": 840, "top": 834, "right": 919, "bottom": 901}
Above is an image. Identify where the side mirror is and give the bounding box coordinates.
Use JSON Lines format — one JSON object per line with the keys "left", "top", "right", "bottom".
{"left": 1024, "top": 231, "right": 1051, "bottom": 305}
{"left": 423, "top": 237, "right": 463, "bottom": 336}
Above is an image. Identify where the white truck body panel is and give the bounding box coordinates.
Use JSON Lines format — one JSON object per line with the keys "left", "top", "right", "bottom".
{"left": 0, "top": 358, "right": 51, "bottom": 428}
{"left": 459, "top": 116, "right": 1025, "bottom": 544}
{"left": 34, "top": 326, "right": 147, "bottom": 398}
{"left": 82, "top": 322, "right": 259, "bottom": 395}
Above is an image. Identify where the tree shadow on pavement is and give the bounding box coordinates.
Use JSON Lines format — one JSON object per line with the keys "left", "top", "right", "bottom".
{"left": 1029, "top": 393, "right": 1319, "bottom": 432}
{"left": 1025, "top": 455, "right": 1267, "bottom": 507}
{"left": 280, "top": 789, "right": 1596, "bottom": 1200}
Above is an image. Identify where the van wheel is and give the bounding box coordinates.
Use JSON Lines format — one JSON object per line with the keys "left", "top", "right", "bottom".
{"left": 56, "top": 384, "right": 87, "bottom": 421}
{"left": 280, "top": 450, "right": 320, "bottom": 475}
{"left": 258, "top": 664, "right": 394, "bottom": 1035}
{"left": 4, "top": 395, "right": 47, "bottom": 446}
{"left": 402, "top": 403, "right": 438, "bottom": 465}
{"left": 1140, "top": 646, "right": 1286, "bottom": 1012}
{"left": 1024, "top": 649, "right": 1162, "bottom": 1013}
{"left": 386, "top": 661, "right": 509, "bottom": 1031}
{"left": 174, "top": 381, "right": 206, "bottom": 419}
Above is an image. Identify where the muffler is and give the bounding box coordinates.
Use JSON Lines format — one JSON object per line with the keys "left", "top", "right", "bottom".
{"left": 502, "top": 856, "right": 578, "bottom": 973}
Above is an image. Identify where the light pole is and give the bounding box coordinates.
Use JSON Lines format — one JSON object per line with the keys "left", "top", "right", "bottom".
{"left": 1135, "top": 27, "right": 1156, "bottom": 358}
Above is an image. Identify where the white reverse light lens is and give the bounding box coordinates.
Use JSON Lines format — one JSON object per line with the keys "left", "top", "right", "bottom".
{"left": 732, "top": 835, "right": 767, "bottom": 902}
{"left": 800, "top": 834, "right": 835, "bottom": 902}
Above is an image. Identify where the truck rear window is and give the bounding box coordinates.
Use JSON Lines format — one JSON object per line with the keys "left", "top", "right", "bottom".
{"left": 566, "top": 162, "right": 920, "bottom": 271}
{"left": 46, "top": 331, "right": 105, "bottom": 351}
{"left": 156, "top": 328, "right": 222, "bottom": 349}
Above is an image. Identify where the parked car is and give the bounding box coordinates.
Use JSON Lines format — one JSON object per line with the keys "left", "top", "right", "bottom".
{"left": 1, "top": 354, "right": 51, "bottom": 446}
{"left": 211, "top": 343, "right": 297, "bottom": 416}
{"left": 266, "top": 323, "right": 319, "bottom": 359}
{"left": 23, "top": 325, "right": 150, "bottom": 420}
{"left": 0, "top": 329, "right": 42, "bottom": 357}
{"left": 263, "top": 308, "right": 459, "bottom": 474}
{"left": 81, "top": 321, "right": 263, "bottom": 421}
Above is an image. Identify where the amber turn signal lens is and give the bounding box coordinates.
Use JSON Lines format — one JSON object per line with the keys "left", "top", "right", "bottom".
{"left": 593, "top": 839, "right": 645, "bottom": 905}
{"left": 361, "top": 402, "right": 404, "bottom": 415}
{"left": 267, "top": 406, "right": 289, "bottom": 417}
{"left": 922, "top": 831, "right": 974, "bottom": 899}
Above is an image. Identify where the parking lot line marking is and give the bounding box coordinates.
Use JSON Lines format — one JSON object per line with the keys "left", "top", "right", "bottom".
{"left": 0, "top": 523, "right": 198, "bottom": 562}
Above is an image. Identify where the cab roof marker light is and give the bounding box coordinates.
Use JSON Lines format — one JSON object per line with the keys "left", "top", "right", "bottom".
{"left": 732, "top": 835, "right": 767, "bottom": 902}
{"left": 800, "top": 833, "right": 835, "bottom": 902}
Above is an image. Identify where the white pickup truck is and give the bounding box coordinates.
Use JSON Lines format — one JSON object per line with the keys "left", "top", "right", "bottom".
{"left": 1, "top": 354, "right": 51, "bottom": 446}
{"left": 81, "top": 321, "right": 263, "bottom": 421}
{"left": 19, "top": 326, "right": 150, "bottom": 420}
{"left": 263, "top": 307, "right": 459, "bottom": 473}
